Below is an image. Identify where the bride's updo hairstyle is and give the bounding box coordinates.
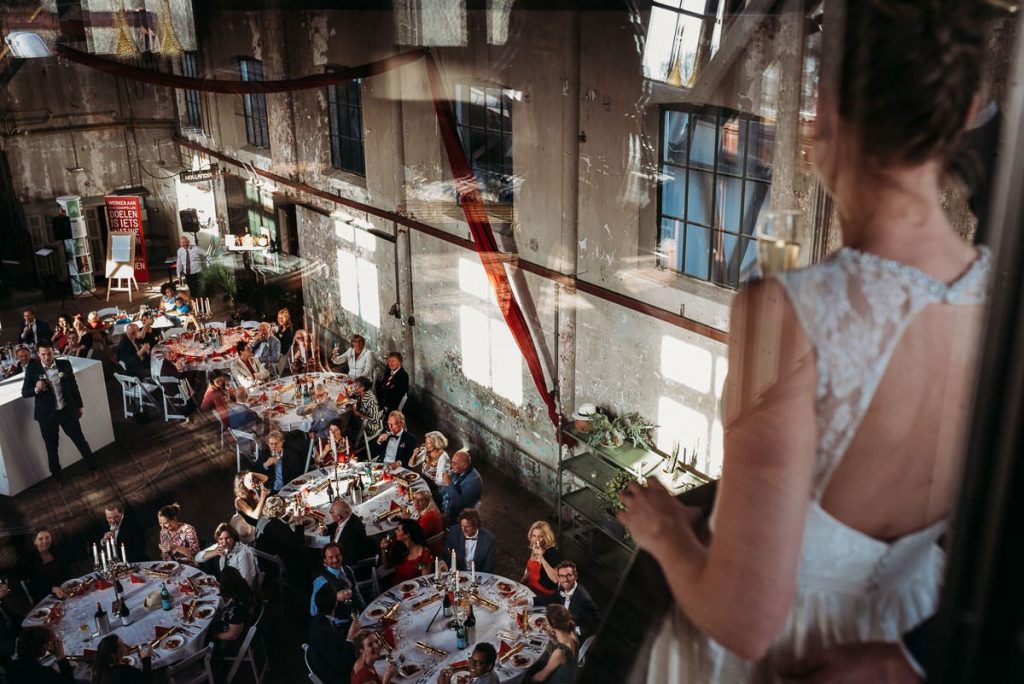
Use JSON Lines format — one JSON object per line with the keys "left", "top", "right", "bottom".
{"left": 838, "top": 0, "right": 986, "bottom": 168}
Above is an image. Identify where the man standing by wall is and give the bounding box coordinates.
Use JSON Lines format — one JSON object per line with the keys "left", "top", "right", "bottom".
{"left": 20, "top": 340, "right": 98, "bottom": 481}
{"left": 176, "top": 235, "right": 204, "bottom": 296}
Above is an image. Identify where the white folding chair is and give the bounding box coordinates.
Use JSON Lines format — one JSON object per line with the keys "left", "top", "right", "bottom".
{"left": 20, "top": 580, "right": 33, "bottom": 606}
{"left": 220, "top": 603, "right": 268, "bottom": 684}
{"left": 396, "top": 392, "right": 409, "bottom": 412}
{"left": 167, "top": 643, "right": 215, "bottom": 684}
{"left": 159, "top": 375, "right": 193, "bottom": 422}
{"left": 240, "top": 320, "right": 260, "bottom": 330}
{"left": 301, "top": 643, "right": 325, "bottom": 684}
{"left": 96, "top": 306, "right": 119, "bottom": 320}
{"left": 113, "top": 373, "right": 160, "bottom": 419}
{"left": 230, "top": 428, "right": 261, "bottom": 472}
{"left": 207, "top": 321, "right": 227, "bottom": 330}
{"left": 304, "top": 438, "right": 317, "bottom": 473}
{"left": 165, "top": 326, "right": 187, "bottom": 338}
{"left": 578, "top": 634, "right": 597, "bottom": 666}
{"left": 348, "top": 555, "right": 381, "bottom": 604}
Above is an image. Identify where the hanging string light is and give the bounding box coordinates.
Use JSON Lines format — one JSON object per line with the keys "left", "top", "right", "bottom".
{"left": 111, "top": 1, "right": 141, "bottom": 59}
{"left": 157, "top": 0, "right": 184, "bottom": 57}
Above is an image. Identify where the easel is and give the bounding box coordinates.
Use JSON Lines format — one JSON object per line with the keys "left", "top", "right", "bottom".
{"left": 105, "top": 232, "right": 139, "bottom": 302}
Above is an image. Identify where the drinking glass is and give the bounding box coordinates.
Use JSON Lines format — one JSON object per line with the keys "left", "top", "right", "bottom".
{"left": 755, "top": 210, "right": 802, "bottom": 276}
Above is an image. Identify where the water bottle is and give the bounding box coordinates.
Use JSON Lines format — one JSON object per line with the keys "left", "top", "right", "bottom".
{"left": 160, "top": 582, "right": 172, "bottom": 611}
{"left": 455, "top": 621, "right": 467, "bottom": 650}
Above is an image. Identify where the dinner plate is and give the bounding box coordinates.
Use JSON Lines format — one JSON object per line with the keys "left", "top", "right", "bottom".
{"left": 30, "top": 606, "right": 51, "bottom": 620}
{"left": 496, "top": 581, "right": 515, "bottom": 593}
{"left": 531, "top": 615, "right": 548, "bottom": 630}
{"left": 194, "top": 576, "right": 219, "bottom": 588}
{"left": 399, "top": 582, "right": 418, "bottom": 593}
{"left": 452, "top": 672, "right": 472, "bottom": 684}
{"left": 402, "top": 472, "right": 420, "bottom": 482}
{"left": 292, "top": 478, "right": 308, "bottom": 486}
{"left": 120, "top": 655, "right": 137, "bottom": 667}
{"left": 61, "top": 578, "right": 84, "bottom": 594}
{"left": 154, "top": 561, "right": 179, "bottom": 573}
{"left": 161, "top": 635, "right": 185, "bottom": 651}
{"left": 511, "top": 653, "right": 534, "bottom": 668}
{"left": 367, "top": 607, "right": 387, "bottom": 619}
{"left": 194, "top": 605, "right": 216, "bottom": 620}
{"left": 398, "top": 663, "right": 422, "bottom": 678}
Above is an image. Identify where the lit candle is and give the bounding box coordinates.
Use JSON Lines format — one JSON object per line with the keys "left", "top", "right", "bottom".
{"left": 121, "top": 543, "right": 127, "bottom": 565}
{"left": 451, "top": 549, "right": 457, "bottom": 574}
{"left": 471, "top": 560, "right": 476, "bottom": 584}
{"left": 435, "top": 557, "right": 440, "bottom": 582}
{"left": 92, "top": 543, "right": 99, "bottom": 567}
{"left": 329, "top": 432, "right": 337, "bottom": 460}
{"left": 455, "top": 568, "right": 459, "bottom": 594}
{"left": 100, "top": 549, "right": 108, "bottom": 572}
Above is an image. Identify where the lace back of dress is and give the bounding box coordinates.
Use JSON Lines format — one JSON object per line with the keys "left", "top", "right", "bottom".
{"left": 775, "top": 248, "right": 991, "bottom": 500}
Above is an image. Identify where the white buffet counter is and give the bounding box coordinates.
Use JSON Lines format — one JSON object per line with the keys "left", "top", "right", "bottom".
{"left": 0, "top": 357, "right": 115, "bottom": 494}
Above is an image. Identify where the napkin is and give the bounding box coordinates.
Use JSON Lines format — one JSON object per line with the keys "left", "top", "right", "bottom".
{"left": 178, "top": 582, "right": 195, "bottom": 594}
{"left": 499, "top": 641, "right": 525, "bottom": 664}
{"left": 380, "top": 622, "right": 396, "bottom": 649}
{"left": 129, "top": 574, "right": 145, "bottom": 584}
{"left": 448, "top": 659, "right": 470, "bottom": 670}
{"left": 95, "top": 578, "right": 113, "bottom": 590}
{"left": 497, "top": 640, "right": 515, "bottom": 660}
{"left": 389, "top": 500, "right": 402, "bottom": 512}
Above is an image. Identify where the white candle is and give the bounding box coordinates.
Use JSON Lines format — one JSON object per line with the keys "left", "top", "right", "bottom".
{"left": 121, "top": 543, "right": 127, "bottom": 565}
{"left": 471, "top": 560, "right": 476, "bottom": 584}
{"left": 434, "top": 557, "right": 440, "bottom": 581}
{"left": 92, "top": 543, "right": 99, "bottom": 567}
{"left": 451, "top": 549, "right": 457, "bottom": 574}
{"left": 100, "top": 549, "right": 108, "bottom": 572}
{"left": 329, "top": 432, "right": 337, "bottom": 460}
{"left": 455, "top": 568, "right": 459, "bottom": 593}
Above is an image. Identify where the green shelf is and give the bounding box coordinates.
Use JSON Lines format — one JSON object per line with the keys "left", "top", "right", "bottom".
{"left": 562, "top": 451, "right": 626, "bottom": 493}
{"left": 561, "top": 426, "right": 663, "bottom": 478}
{"left": 563, "top": 488, "right": 632, "bottom": 551}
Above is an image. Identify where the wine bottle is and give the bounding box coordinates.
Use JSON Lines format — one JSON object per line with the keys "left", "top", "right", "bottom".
{"left": 94, "top": 601, "right": 110, "bottom": 635}
{"left": 442, "top": 591, "right": 452, "bottom": 618}
{"left": 465, "top": 603, "right": 476, "bottom": 644}
{"left": 118, "top": 597, "right": 131, "bottom": 626}
{"left": 160, "top": 582, "right": 172, "bottom": 611}
{"left": 455, "top": 620, "right": 467, "bottom": 650}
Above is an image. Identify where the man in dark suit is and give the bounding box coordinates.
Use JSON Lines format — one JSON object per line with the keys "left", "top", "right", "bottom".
{"left": 116, "top": 324, "right": 152, "bottom": 379}
{"left": 2, "top": 345, "right": 31, "bottom": 379}
{"left": 307, "top": 585, "right": 359, "bottom": 684}
{"left": 20, "top": 340, "right": 97, "bottom": 480}
{"left": 372, "top": 410, "right": 417, "bottom": 468}
{"left": 534, "top": 561, "right": 602, "bottom": 641}
{"left": 260, "top": 430, "right": 304, "bottom": 492}
{"left": 444, "top": 509, "right": 496, "bottom": 573}
{"left": 102, "top": 505, "right": 147, "bottom": 562}
{"left": 375, "top": 352, "right": 410, "bottom": 414}
{"left": 18, "top": 308, "right": 52, "bottom": 347}
{"left": 324, "top": 499, "right": 375, "bottom": 563}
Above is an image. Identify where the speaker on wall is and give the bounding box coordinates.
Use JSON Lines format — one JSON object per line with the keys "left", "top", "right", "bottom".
{"left": 52, "top": 215, "right": 72, "bottom": 240}
{"left": 179, "top": 209, "right": 200, "bottom": 233}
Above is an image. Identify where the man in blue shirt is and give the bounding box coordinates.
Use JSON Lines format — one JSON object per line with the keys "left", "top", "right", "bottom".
{"left": 440, "top": 449, "right": 483, "bottom": 525}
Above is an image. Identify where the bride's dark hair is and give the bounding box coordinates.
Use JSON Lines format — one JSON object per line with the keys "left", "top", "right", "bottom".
{"left": 839, "top": 0, "right": 986, "bottom": 167}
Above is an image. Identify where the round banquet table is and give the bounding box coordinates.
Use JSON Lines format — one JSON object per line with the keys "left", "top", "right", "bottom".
{"left": 359, "top": 572, "right": 550, "bottom": 684}
{"left": 21, "top": 561, "right": 219, "bottom": 676}
{"left": 242, "top": 372, "right": 359, "bottom": 432}
{"left": 154, "top": 327, "right": 250, "bottom": 373}
{"left": 279, "top": 462, "right": 433, "bottom": 546}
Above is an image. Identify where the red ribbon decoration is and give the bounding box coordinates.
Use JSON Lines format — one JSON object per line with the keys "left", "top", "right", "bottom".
{"left": 52, "top": 45, "right": 560, "bottom": 427}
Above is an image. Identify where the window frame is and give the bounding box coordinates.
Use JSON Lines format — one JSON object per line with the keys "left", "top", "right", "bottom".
{"left": 326, "top": 70, "right": 367, "bottom": 177}
{"left": 453, "top": 84, "right": 515, "bottom": 204}
{"left": 239, "top": 58, "right": 270, "bottom": 149}
{"left": 181, "top": 51, "right": 203, "bottom": 130}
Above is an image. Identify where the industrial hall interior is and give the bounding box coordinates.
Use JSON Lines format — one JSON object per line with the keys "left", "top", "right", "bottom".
{"left": 0, "top": 1, "right": 1020, "bottom": 683}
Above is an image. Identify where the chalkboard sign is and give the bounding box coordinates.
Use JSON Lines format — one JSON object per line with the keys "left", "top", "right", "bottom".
{"left": 105, "top": 231, "right": 136, "bottom": 277}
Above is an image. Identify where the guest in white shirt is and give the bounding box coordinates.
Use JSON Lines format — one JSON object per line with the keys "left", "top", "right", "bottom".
{"left": 332, "top": 334, "right": 376, "bottom": 381}
{"left": 176, "top": 235, "right": 204, "bottom": 295}
{"left": 195, "top": 522, "right": 258, "bottom": 587}
{"left": 230, "top": 341, "right": 270, "bottom": 389}
{"left": 253, "top": 322, "right": 281, "bottom": 372}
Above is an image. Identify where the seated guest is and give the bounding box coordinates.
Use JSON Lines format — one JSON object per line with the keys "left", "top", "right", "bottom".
{"left": 315, "top": 419, "right": 354, "bottom": 467}
{"left": 529, "top": 605, "right": 578, "bottom": 683}
{"left": 71, "top": 318, "right": 96, "bottom": 353}
{"left": 411, "top": 489, "right": 444, "bottom": 541}
{"left": 85, "top": 310, "right": 106, "bottom": 333}
{"left": 0, "top": 580, "right": 25, "bottom": 665}
{"left": 261, "top": 430, "right": 303, "bottom": 493}
{"left": 116, "top": 324, "right": 151, "bottom": 379}
{"left": 333, "top": 334, "right": 376, "bottom": 380}
{"left": 310, "top": 543, "right": 363, "bottom": 627}
{"left": 208, "top": 567, "right": 254, "bottom": 656}
{"left": 275, "top": 308, "right": 295, "bottom": 360}
{"left": 440, "top": 450, "right": 483, "bottom": 524}
{"left": 351, "top": 631, "right": 395, "bottom": 684}
{"left": 349, "top": 376, "right": 384, "bottom": 444}
{"left": 195, "top": 523, "right": 258, "bottom": 587}
{"left": 254, "top": 496, "right": 307, "bottom": 586}
{"left": 373, "top": 411, "right": 416, "bottom": 468}
{"left": 231, "top": 341, "right": 269, "bottom": 389}
{"left": 522, "top": 521, "right": 560, "bottom": 598}
{"left": 375, "top": 352, "right": 409, "bottom": 414}
{"left": 409, "top": 431, "right": 450, "bottom": 489}
{"left": 4, "top": 625, "right": 74, "bottom": 683}
{"left": 234, "top": 471, "right": 269, "bottom": 527}
{"left": 438, "top": 642, "right": 500, "bottom": 684}
{"left": 156, "top": 503, "right": 200, "bottom": 565}
{"left": 379, "top": 518, "right": 433, "bottom": 588}
{"left": 160, "top": 283, "right": 178, "bottom": 314}
{"left": 24, "top": 529, "right": 69, "bottom": 602}
{"left": 101, "top": 505, "right": 146, "bottom": 563}
{"left": 253, "top": 322, "right": 281, "bottom": 371}
{"left": 50, "top": 316, "right": 70, "bottom": 352}
{"left": 173, "top": 296, "right": 191, "bottom": 315}
{"left": 138, "top": 313, "right": 161, "bottom": 348}
{"left": 2, "top": 345, "right": 31, "bottom": 379}
{"left": 287, "top": 328, "right": 312, "bottom": 374}
{"left": 325, "top": 499, "right": 375, "bottom": 563}
{"left": 299, "top": 383, "right": 340, "bottom": 441}
{"left": 307, "top": 586, "right": 360, "bottom": 684}
{"left": 443, "top": 510, "right": 496, "bottom": 573}
{"left": 533, "top": 561, "right": 601, "bottom": 641}
{"left": 90, "top": 634, "right": 153, "bottom": 684}
{"left": 156, "top": 351, "right": 197, "bottom": 419}
{"left": 200, "top": 370, "right": 258, "bottom": 429}
{"left": 18, "top": 307, "right": 52, "bottom": 347}
{"left": 63, "top": 330, "right": 90, "bottom": 358}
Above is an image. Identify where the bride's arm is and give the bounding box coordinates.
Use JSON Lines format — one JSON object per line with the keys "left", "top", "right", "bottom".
{"left": 620, "top": 279, "right": 817, "bottom": 660}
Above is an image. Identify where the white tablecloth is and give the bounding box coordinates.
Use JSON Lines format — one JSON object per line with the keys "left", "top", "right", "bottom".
{"left": 22, "top": 561, "right": 219, "bottom": 674}
{"left": 361, "top": 573, "right": 548, "bottom": 684}
{"left": 154, "top": 328, "right": 249, "bottom": 373}
{"left": 244, "top": 372, "right": 358, "bottom": 432}
{"left": 279, "top": 463, "right": 432, "bottom": 545}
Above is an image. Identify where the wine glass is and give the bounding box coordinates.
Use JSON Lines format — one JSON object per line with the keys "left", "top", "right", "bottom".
{"left": 755, "top": 210, "right": 802, "bottom": 276}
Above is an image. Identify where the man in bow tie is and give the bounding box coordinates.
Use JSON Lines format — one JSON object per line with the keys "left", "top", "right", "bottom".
{"left": 373, "top": 410, "right": 417, "bottom": 468}
{"left": 20, "top": 340, "right": 98, "bottom": 481}
{"left": 533, "top": 561, "right": 602, "bottom": 641}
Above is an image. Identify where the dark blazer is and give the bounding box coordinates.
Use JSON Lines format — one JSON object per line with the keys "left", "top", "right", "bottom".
{"left": 260, "top": 445, "right": 305, "bottom": 490}
{"left": 371, "top": 429, "right": 417, "bottom": 468}
{"left": 440, "top": 467, "right": 483, "bottom": 518}
{"left": 116, "top": 336, "right": 149, "bottom": 378}
{"left": 18, "top": 319, "right": 52, "bottom": 346}
{"left": 20, "top": 359, "right": 84, "bottom": 420}
{"left": 444, "top": 525, "right": 497, "bottom": 573}
{"left": 92, "top": 658, "right": 153, "bottom": 683}
{"left": 255, "top": 517, "right": 308, "bottom": 583}
{"left": 306, "top": 614, "right": 357, "bottom": 684}
{"left": 112, "top": 514, "right": 148, "bottom": 563}
{"left": 325, "top": 515, "right": 375, "bottom": 564}
{"left": 375, "top": 366, "right": 409, "bottom": 413}
{"left": 535, "top": 582, "right": 602, "bottom": 641}
{"left": 4, "top": 657, "right": 74, "bottom": 684}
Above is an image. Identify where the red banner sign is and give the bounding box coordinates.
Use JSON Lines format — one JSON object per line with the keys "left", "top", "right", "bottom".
{"left": 104, "top": 195, "right": 149, "bottom": 282}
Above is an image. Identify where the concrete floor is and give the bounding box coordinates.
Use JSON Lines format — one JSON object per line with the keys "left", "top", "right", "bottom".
{"left": 0, "top": 284, "right": 618, "bottom": 682}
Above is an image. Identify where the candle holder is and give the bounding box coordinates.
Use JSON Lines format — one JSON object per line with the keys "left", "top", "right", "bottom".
{"left": 93, "top": 560, "right": 135, "bottom": 583}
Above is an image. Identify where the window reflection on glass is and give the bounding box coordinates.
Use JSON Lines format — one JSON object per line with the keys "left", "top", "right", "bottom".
{"left": 457, "top": 258, "right": 522, "bottom": 405}
{"left": 454, "top": 84, "right": 515, "bottom": 204}
{"left": 643, "top": 1, "right": 724, "bottom": 87}
{"left": 658, "top": 109, "right": 773, "bottom": 289}
{"left": 239, "top": 58, "right": 270, "bottom": 149}
{"left": 181, "top": 52, "right": 203, "bottom": 130}
{"left": 327, "top": 75, "right": 366, "bottom": 176}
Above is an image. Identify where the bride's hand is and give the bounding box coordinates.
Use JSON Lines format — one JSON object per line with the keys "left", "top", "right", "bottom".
{"left": 618, "top": 478, "right": 701, "bottom": 555}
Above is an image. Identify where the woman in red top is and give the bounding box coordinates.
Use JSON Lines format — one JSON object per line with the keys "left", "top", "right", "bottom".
{"left": 411, "top": 489, "right": 444, "bottom": 540}
{"left": 380, "top": 518, "right": 433, "bottom": 588}
{"left": 350, "top": 631, "right": 395, "bottom": 684}
{"left": 521, "top": 520, "right": 560, "bottom": 597}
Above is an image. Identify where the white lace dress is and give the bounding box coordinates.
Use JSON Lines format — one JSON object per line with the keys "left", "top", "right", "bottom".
{"left": 637, "top": 247, "right": 991, "bottom": 683}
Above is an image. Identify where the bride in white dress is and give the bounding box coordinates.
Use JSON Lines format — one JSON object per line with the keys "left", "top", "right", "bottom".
{"left": 619, "top": 3, "right": 990, "bottom": 682}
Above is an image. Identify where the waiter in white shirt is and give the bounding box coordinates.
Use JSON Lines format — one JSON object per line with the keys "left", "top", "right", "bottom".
{"left": 176, "top": 235, "right": 204, "bottom": 296}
